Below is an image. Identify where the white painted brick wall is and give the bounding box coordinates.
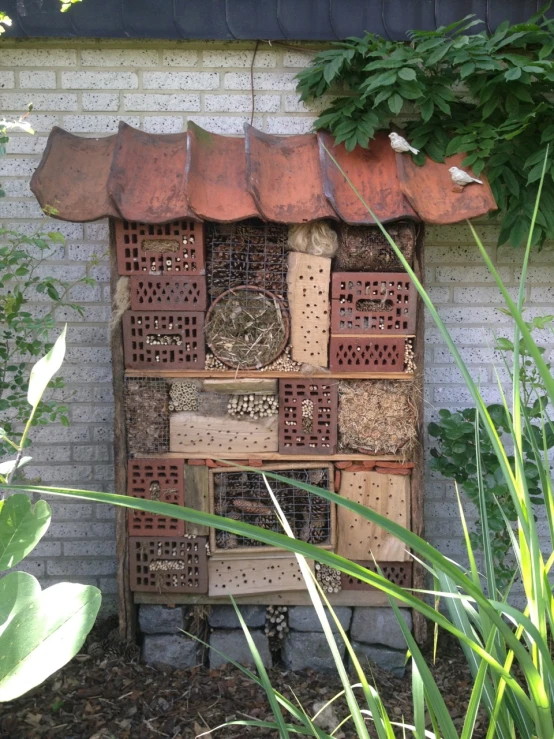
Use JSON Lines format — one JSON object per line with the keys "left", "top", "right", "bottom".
{"left": 0, "top": 40, "right": 552, "bottom": 611}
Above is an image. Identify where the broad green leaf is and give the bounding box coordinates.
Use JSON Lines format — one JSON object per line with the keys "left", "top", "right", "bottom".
{"left": 0, "top": 456, "right": 32, "bottom": 478}
{"left": 0, "top": 582, "right": 101, "bottom": 701}
{"left": 387, "top": 93, "right": 404, "bottom": 114}
{"left": 0, "top": 571, "right": 40, "bottom": 636}
{"left": 27, "top": 326, "right": 66, "bottom": 410}
{"left": 398, "top": 67, "right": 416, "bottom": 81}
{"left": 0, "top": 494, "right": 51, "bottom": 571}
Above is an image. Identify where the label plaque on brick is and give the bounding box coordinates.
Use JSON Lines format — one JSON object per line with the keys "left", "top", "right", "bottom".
{"left": 331, "top": 272, "right": 415, "bottom": 335}
{"left": 129, "top": 275, "right": 207, "bottom": 311}
{"left": 279, "top": 379, "right": 338, "bottom": 454}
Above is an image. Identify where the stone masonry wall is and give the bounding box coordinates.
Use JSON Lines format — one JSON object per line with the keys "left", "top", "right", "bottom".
{"left": 1, "top": 40, "right": 553, "bottom": 615}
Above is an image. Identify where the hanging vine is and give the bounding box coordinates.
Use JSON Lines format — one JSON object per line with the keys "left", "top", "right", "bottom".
{"left": 296, "top": 8, "right": 554, "bottom": 247}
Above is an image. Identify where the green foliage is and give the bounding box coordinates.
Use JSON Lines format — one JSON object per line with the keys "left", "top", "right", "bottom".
{"left": 296, "top": 8, "right": 554, "bottom": 247}
{"left": 0, "top": 13, "right": 11, "bottom": 35}
{"left": 60, "top": 0, "right": 82, "bottom": 11}
{"left": 0, "top": 332, "right": 101, "bottom": 702}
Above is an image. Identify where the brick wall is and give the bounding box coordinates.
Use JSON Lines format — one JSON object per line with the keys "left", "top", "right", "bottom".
{"left": 1, "top": 40, "right": 552, "bottom": 612}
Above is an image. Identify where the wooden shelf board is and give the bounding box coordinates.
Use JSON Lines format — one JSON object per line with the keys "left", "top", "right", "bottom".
{"left": 125, "top": 370, "right": 415, "bottom": 380}
{"left": 132, "top": 452, "right": 403, "bottom": 461}
{"left": 134, "top": 590, "right": 409, "bottom": 607}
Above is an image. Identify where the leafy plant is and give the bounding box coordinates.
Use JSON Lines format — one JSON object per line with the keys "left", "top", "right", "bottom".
{"left": 0, "top": 330, "right": 101, "bottom": 702}
{"left": 296, "top": 7, "right": 554, "bottom": 247}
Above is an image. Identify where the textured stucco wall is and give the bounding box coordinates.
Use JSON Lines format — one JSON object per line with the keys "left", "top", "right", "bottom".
{"left": 1, "top": 40, "right": 552, "bottom": 612}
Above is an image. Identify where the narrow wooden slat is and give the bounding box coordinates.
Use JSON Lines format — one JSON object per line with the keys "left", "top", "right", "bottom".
{"left": 183, "top": 464, "right": 209, "bottom": 536}
{"left": 170, "top": 411, "right": 278, "bottom": 455}
{"left": 202, "top": 378, "right": 277, "bottom": 395}
{"left": 134, "top": 590, "right": 404, "bottom": 607}
{"left": 133, "top": 451, "right": 403, "bottom": 461}
{"left": 208, "top": 556, "right": 314, "bottom": 596}
{"left": 125, "top": 369, "right": 415, "bottom": 380}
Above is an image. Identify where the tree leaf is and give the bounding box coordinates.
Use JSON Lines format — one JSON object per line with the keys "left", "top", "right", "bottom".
{"left": 0, "top": 582, "right": 101, "bottom": 701}
{"left": 504, "top": 66, "right": 522, "bottom": 81}
{"left": 27, "top": 326, "right": 66, "bottom": 410}
{"left": 0, "top": 494, "right": 51, "bottom": 572}
{"left": 388, "top": 93, "right": 404, "bottom": 114}
{"left": 398, "top": 67, "right": 416, "bottom": 81}
{"left": 0, "top": 572, "right": 40, "bottom": 637}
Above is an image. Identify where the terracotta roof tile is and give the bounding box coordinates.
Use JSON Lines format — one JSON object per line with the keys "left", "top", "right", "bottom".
{"left": 30, "top": 121, "right": 497, "bottom": 225}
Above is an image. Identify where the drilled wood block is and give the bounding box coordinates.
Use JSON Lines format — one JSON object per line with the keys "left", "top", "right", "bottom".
{"left": 129, "top": 275, "right": 207, "bottom": 311}
{"left": 127, "top": 459, "right": 184, "bottom": 536}
{"left": 129, "top": 536, "right": 208, "bottom": 593}
{"left": 170, "top": 411, "right": 278, "bottom": 455}
{"left": 278, "top": 379, "right": 338, "bottom": 455}
{"left": 115, "top": 219, "right": 204, "bottom": 276}
{"left": 331, "top": 272, "right": 415, "bottom": 335}
{"left": 208, "top": 555, "right": 314, "bottom": 596}
{"left": 287, "top": 252, "right": 330, "bottom": 367}
{"left": 329, "top": 336, "right": 406, "bottom": 373}
{"left": 337, "top": 470, "right": 410, "bottom": 561}
{"left": 122, "top": 311, "right": 205, "bottom": 370}
{"left": 341, "top": 561, "right": 413, "bottom": 591}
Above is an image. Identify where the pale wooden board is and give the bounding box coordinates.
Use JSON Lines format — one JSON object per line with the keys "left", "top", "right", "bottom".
{"left": 170, "top": 411, "right": 278, "bottom": 455}
{"left": 287, "top": 252, "right": 331, "bottom": 368}
{"left": 208, "top": 555, "right": 314, "bottom": 597}
{"left": 135, "top": 590, "right": 405, "bottom": 607}
{"left": 337, "top": 470, "right": 411, "bottom": 561}
{"left": 202, "top": 378, "right": 277, "bottom": 395}
{"left": 183, "top": 464, "right": 209, "bottom": 536}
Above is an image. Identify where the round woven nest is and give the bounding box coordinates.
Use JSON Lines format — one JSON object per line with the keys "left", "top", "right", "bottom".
{"left": 205, "top": 286, "right": 289, "bottom": 370}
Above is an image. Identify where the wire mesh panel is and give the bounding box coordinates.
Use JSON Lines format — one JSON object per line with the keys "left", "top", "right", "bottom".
{"left": 206, "top": 220, "right": 288, "bottom": 302}
{"left": 331, "top": 272, "right": 415, "bottom": 335}
{"left": 129, "top": 536, "right": 208, "bottom": 593}
{"left": 209, "top": 464, "right": 334, "bottom": 554}
{"left": 129, "top": 275, "right": 207, "bottom": 311}
{"left": 127, "top": 459, "right": 185, "bottom": 536}
{"left": 341, "top": 561, "right": 413, "bottom": 591}
{"left": 125, "top": 377, "right": 169, "bottom": 456}
{"left": 122, "top": 311, "right": 205, "bottom": 370}
{"left": 279, "top": 380, "right": 338, "bottom": 454}
{"left": 329, "top": 337, "right": 406, "bottom": 372}
{"left": 115, "top": 219, "right": 204, "bottom": 276}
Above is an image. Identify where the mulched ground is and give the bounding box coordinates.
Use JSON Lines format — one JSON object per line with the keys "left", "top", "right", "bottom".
{"left": 0, "top": 617, "right": 487, "bottom": 739}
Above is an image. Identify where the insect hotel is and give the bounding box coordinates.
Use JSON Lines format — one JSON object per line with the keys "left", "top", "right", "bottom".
{"left": 31, "top": 123, "right": 495, "bottom": 648}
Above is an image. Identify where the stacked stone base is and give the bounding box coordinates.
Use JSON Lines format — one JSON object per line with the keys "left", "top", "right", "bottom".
{"left": 139, "top": 604, "right": 411, "bottom": 677}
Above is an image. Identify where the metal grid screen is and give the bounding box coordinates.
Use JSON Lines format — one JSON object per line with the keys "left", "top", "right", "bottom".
{"left": 125, "top": 377, "right": 170, "bottom": 456}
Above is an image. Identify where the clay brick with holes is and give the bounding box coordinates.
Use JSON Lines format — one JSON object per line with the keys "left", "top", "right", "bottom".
{"left": 129, "top": 275, "right": 207, "bottom": 311}
{"left": 278, "top": 380, "right": 338, "bottom": 454}
{"left": 129, "top": 536, "right": 208, "bottom": 593}
{"left": 127, "top": 459, "right": 185, "bottom": 536}
{"left": 341, "top": 561, "right": 413, "bottom": 591}
{"left": 115, "top": 219, "right": 204, "bottom": 276}
{"left": 331, "top": 272, "right": 415, "bottom": 335}
{"left": 329, "top": 337, "right": 406, "bottom": 373}
{"left": 122, "top": 311, "right": 205, "bottom": 370}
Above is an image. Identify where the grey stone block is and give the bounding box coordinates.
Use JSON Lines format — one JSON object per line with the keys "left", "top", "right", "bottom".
{"left": 351, "top": 642, "right": 407, "bottom": 678}
{"left": 142, "top": 634, "right": 198, "bottom": 669}
{"left": 139, "top": 605, "right": 185, "bottom": 634}
{"left": 350, "top": 607, "right": 411, "bottom": 650}
{"left": 209, "top": 629, "right": 271, "bottom": 669}
{"left": 282, "top": 632, "right": 344, "bottom": 671}
{"left": 288, "top": 606, "right": 352, "bottom": 634}
{"left": 208, "top": 604, "right": 266, "bottom": 629}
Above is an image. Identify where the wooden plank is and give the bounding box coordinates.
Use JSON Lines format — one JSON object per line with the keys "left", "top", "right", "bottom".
{"left": 208, "top": 556, "right": 314, "bottom": 596}
{"left": 110, "top": 221, "right": 135, "bottom": 643}
{"left": 134, "top": 451, "right": 403, "bottom": 462}
{"left": 287, "top": 252, "right": 331, "bottom": 368}
{"left": 170, "top": 411, "right": 278, "bottom": 455}
{"left": 126, "top": 369, "right": 415, "bottom": 381}
{"left": 183, "top": 464, "right": 209, "bottom": 536}
{"left": 337, "top": 470, "right": 410, "bottom": 562}
{"left": 202, "top": 378, "right": 277, "bottom": 395}
{"left": 411, "top": 225, "right": 427, "bottom": 645}
{"left": 134, "top": 590, "right": 407, "bottom": 607}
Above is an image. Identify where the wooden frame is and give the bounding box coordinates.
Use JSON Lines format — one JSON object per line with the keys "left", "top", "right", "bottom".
{"left": 208, "top": 462, "right": 336, "bottom": 555}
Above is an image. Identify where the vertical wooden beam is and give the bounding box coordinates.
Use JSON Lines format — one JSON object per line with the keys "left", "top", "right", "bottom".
{"left": 110, "top": 218, "right": 135, "bottom": 642}
{"left": 411, "top": 224, "right": 427, "bottom": 645}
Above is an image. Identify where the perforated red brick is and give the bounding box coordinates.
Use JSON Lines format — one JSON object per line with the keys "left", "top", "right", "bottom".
{"left": 122, "top": 311, "right": 205, "bottom": 370}
{"left": 129, "top": 275, "right": 207, "bottom": 311}
{"left": 129, "top": 536, "right": 208, "bottom": 593}
{"left": 115, "top": 219, "right": 204, "bottom": 276}
{"left": 331, "top": 272, "right": 415, "bottom": 335}
{"left": 341, "top": 561, "right": 413, "bottom": 591}
{"left": 127, "top": 459, "right": 185, "bottom": 536}
{"left": 329, "top": 337, "right": 405, "bottom": 373}
{"left": 278, "top": 380, "right": 338, "bottom": 454}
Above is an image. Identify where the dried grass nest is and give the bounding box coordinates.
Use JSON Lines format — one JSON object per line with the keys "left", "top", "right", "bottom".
{"left": 338, "top": 379, "right": 419, "bottom": 457}
{"left": 205, "top": 286, "right": 289, "bottom": 370}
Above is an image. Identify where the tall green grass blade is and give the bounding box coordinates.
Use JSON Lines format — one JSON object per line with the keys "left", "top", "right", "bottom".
{"left": 411, "top": 656, "right": 426, "bottom": 739}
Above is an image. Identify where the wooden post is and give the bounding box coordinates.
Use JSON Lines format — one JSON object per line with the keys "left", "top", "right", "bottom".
{"left": 110, "top": 219, "right": 136, "bottom": 642}
{"left": 411, "top": 225, "right": 427, "bottom": 646}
